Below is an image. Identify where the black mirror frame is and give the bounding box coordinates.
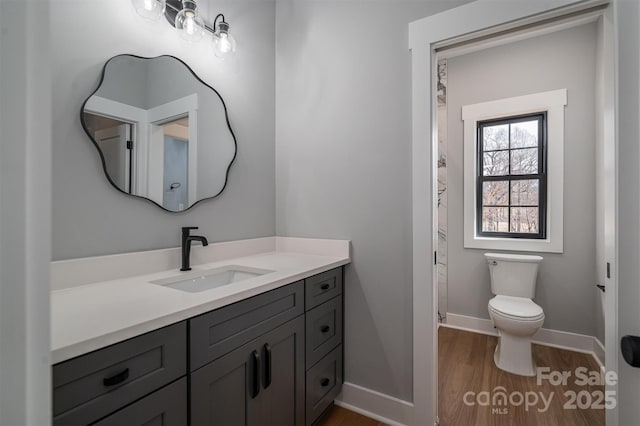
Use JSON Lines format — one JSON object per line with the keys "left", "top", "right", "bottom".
{"left": 80, "top": 54, "right": 237, "bottom": 213}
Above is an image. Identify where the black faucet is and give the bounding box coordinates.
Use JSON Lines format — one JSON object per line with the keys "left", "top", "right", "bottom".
{"left": 181, "top": 227, "right": 209, "bottom": 271}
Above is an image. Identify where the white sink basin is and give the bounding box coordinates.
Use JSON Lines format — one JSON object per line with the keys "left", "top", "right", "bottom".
{"left": 150, "top": 265, "right": 273, "bottom": 293}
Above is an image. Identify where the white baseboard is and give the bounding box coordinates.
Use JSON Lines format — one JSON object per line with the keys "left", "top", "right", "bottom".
{"left": 335, "top": 382, "right": 413, "bottom": 426}
{"left": 442, "top": 313, "right": 499, "bottom": 336}
{"left": 444, "top": 313, "right": 605, "bottom": 368}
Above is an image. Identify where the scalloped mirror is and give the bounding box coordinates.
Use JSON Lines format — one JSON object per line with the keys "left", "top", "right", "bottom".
{"left": 81, "top": 54, "right": 236, "bottom": 212}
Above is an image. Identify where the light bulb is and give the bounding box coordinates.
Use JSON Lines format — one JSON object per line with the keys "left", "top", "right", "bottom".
{"left": 131, "top": 0, "right": 166, "bottom": 20}
{"left": 213, "top": 21, "right": 236, "bottom": 59}
{"left": 175, "top": 1, "right": 205, "bottom": 42}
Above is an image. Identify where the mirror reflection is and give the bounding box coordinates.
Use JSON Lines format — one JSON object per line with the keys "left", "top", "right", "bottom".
{"left": 82, "top": 55, "right": 236, "bottom": 212}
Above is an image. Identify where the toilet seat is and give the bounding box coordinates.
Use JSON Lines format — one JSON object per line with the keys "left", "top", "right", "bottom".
{"left": 489, "top": 295, "right": 544, "bottom": 321}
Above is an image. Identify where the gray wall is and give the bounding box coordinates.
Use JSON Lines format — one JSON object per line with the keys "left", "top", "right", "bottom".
{"left": 51, "top": 0, "right": 276, "bottom": 260}
{"left": 275, "top": 0, "right": 472, "bottom": 402}
{"left": 446, "top": 24, "right": 599, "bottom": 336}
{"left": 96, "top": 58, "right": 149, "bottom": 109}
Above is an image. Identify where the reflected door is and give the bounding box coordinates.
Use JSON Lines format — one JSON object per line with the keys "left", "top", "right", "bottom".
{"left": 163, "top": 136, "right": 188, "bottom": 211}
{"left": 94, "top": 124, "right": 132, "bottom": 193}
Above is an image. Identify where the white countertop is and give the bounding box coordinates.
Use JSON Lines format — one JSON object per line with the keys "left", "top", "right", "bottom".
{"left": 51, "top": 237, "right": 350, "bottom": 364}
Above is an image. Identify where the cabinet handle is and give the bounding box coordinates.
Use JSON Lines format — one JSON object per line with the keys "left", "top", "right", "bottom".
{"left": 320, "top": 378, "right": 330, "bottom": 387}
{"left": 250, "top": 350, "right": 261, "bottom": 398}
{"left": 263, "top": 343, "right": 272, "bottom": 389}
{"left": 103, "top": 368, "right": 129, "bottom": 387}
{"left": 320, "top": 283, "right": 330, "bottom": 290}
{"left": 320, "top": 325, "right": 330, "bottom": 333}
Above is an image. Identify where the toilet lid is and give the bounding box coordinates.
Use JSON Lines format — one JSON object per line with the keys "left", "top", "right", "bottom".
{"left": 489, "top": 295, "right": 544, "bottom": 319}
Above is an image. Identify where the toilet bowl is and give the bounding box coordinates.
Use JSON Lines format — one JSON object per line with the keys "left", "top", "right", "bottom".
{"left": 485, "top": 253, "right": 544, "bottom": 376}
{"left": 488, "top": 295, "right": 544, "bottom": 376}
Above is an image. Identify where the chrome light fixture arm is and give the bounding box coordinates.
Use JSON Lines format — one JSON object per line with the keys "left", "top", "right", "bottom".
{"left": 164, "top": 1, "right": 224, "bottom": 36}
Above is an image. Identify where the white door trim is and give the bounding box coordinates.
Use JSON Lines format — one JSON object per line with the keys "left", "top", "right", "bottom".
{"left": 83, "top": 96, "right": 148, "bottom": 196}
{"left": 0, "top": 1, "right": 52, "bottom": 424}
{"left": 408, "top": 1, "right": 612, "bottom": 424}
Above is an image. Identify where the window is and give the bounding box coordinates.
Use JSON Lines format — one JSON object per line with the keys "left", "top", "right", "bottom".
{"left": 477, "top": 113, "right": 546, "bottom": 239}
{"left": 462, "top": 89, "right": 566, "bottom": 253}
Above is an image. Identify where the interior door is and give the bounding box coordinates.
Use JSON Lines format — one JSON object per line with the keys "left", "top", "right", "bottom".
{"left": 94, "top": 124, "right": 131, "bottom": 193}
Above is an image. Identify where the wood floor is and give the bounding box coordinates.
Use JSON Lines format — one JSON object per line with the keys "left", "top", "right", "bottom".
{"left": 317, "top": 405, "right": 386, "bottom": 426}
{"left": 320, "top": 328, "right": 604, "bottom": 426}
{"left": 438, "top": 327, "right": 605, "bottom": 426}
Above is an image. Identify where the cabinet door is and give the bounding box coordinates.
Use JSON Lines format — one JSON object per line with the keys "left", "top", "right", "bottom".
{"left": 258, "top": 316, "right": 305, "bottom": 426}
{"left": 190, "top": 316, "right": 305, "bottom": 426}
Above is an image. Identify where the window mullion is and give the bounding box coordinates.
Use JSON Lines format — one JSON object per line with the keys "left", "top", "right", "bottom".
{"left": 507, "top": 123, "right": 512, "bottom": 233}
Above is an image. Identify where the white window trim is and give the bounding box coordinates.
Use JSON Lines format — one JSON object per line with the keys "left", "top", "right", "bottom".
{"left": 462, "top": 89, "right": 567, "bottom": 253}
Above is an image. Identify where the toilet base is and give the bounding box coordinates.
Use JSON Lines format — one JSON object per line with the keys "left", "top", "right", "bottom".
{"left": 494, "top": 332, "right": 537, "bottom": 376}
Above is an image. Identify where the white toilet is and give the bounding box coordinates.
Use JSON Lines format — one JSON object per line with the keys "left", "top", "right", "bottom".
{"left": 485, "top": 252, "right": 545, "bottom": 376}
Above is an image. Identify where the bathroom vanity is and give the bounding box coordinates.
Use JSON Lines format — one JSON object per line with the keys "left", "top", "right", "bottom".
{"left": 51, "top": 237, "right": 349, "bottom": 426}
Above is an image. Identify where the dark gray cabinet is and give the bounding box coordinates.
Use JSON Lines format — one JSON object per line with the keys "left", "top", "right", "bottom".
{"left": 306, "top": 295, "right": 343, "bottom": 367}
{"left": 189, "top": 281, "right": 304, "bottom": 371}
{"left": 305, "top": 268, "right": 343, "bottom": 310}
{"left": 304, "top": 267, "right": 344, "bottom": 426}
{"left": 190, "top": 316, "right": 305, "bottom": 426}
{"left": 305, "top": 346, "right": 343, "bottom": 425}
{"left": 93, "top": 378, "right": 187, "bottom": 426}
{"left": 53, "top": 266, "right": 344, "bottom": 426}
{"left": 52, "top": 322, "right": 186, "bottom": 426}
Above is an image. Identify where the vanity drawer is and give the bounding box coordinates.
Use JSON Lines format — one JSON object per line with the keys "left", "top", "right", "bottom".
{"left": 306, "top": 295, "right": 343, "bottom": 368}
{"left": 306, "top": 345, "right": 343, "bottom": 426}
{"left": 190, "top": 280, "right": 304, "bottom": 371}
{"left": 93, "top": 378, "right": 187, "bottom": 426}
{"left": 52, "top": 322, "right": 186, "bottom": 426}
{"left": 305, "top": 268, "right": 343, "bottom": 310}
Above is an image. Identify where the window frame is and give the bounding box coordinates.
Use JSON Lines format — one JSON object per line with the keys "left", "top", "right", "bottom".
{"left": 475, "top": 112, "right": 548, "bottom": 239}
{"left": 461, "top": 89, "right": 566, "bottom": 253}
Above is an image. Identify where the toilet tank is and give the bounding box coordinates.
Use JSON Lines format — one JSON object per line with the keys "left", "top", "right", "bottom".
{"left": 484, "top": 253, "right": 543, "bottom": 298}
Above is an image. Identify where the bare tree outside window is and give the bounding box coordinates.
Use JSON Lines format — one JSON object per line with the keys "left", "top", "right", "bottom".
{"left": 477, "top": 114, "right": 546, "bottom": 239}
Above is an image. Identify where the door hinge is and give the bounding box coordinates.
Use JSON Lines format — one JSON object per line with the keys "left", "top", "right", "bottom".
{"left": 606, "top": 262, "right": 611, "bottom": 279}
{"left": 434, "top": 251, "right": 437, "bottom": 265}
{"left": 126, "top": 140, "right": 133, "bottom": 150}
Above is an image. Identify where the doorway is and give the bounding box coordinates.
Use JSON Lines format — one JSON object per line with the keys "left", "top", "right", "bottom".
{"left": 435, "top": 19, "right": 608, "bottom": 424}
{"left": 409, "top": 2, "right": 617, "bottom": 425}
{"left": 158, "top": 116, "right": 190, "bottom": 211}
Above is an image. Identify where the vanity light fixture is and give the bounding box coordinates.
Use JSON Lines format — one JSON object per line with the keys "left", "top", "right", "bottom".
{"left": 131, "top": 0, "right": 166, "bottom": 21}
{"left": 132, "top": 0, "right": 237, "bottom": 58}
{"left": 212, "top": 15, "right": 237, "bottom": 59}
{"left": 173, "top": 0, "right": 205, "bottom": 42}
